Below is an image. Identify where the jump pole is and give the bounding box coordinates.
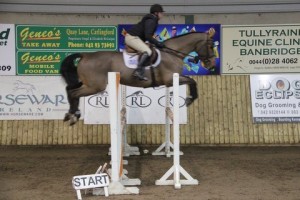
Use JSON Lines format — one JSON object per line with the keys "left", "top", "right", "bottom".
{"left": 155, "top": 73, "right": 198, "bottom": 189}
{"left": 108, "top": 72, "right": 140, "bottom": 195}
{"left": 152, "top": 80, "right": 183, "bottom": 157}
{"left": 152, "top": 87, "right": 174, "bottom": 157}
{"left": 108, "top": 85, "right": 140, "bottom": 157}
{"left": 121, "top": 85, "right": 140, "bottom": 157}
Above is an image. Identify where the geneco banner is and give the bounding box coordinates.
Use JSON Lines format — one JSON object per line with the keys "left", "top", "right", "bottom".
{"left": 16, "top": 25, "right": 117, "bottom": 50}
{"left": 0, "top": 24, "right": 16, "bottom": 75}
{"left": 17, "top": 51, "right": 71, "bottom": 75}
{"left": 16, "top": 25, "right": 117, "bottom": 75}
{"left": 250, "top": 74, "right": 300, "bottom": 123}
{"left": 223, "top": 24, "right": 300, "bottom": 74}
{"left": 0, "top": 76, "right": 83, "bottom": 120}
{"left": 84, "top": 85, "right": 187, "bottom": 124}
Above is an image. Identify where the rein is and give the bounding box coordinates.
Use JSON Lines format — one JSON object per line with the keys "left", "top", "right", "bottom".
{"left": 161, "top": 46, "right": 200, "bottom": 64}
{"left": 161, "top": 33, "right": 213, "bottom": 63}
{"left": 161, "top": 46, "right": 197, "bottom": 60}
{"left": 164, "top": 47, "right": 195, "bottom": 58}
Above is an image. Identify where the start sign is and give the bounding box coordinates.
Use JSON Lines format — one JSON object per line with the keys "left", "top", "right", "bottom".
{"left": 72, "top": 173, "right": 109, "bottom": 199}
{"left": 72, "top": 173, "right": 109, "bottom": 190}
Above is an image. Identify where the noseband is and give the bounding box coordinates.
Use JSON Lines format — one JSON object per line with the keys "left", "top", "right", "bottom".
{"left": 197, "top": 33, "right": 215, "bottom": 65}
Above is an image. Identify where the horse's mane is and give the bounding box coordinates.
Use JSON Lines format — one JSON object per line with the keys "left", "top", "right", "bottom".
{"left": 163, "top": 31, "right": 206, "bottom": 42}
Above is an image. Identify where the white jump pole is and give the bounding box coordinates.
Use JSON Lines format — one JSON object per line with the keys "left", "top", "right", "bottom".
{"left": 152, "top": 80, "right": 183, "bottom": 157}
{"left": 109, "top": 85, "right": 140, "bottom": 157}
{"left": 108, "top": 72, "right": 140, "bottom": 195}
{"left": 121, "top": 85, "right": 140, "bottom": 157}
{"left": 152, "top": 87, "right": 174, "bottom": 157}
{"left": 155, "top": 73, "right": 198, "bottom": 189}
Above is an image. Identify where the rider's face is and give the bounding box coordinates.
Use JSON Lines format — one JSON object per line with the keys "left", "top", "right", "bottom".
{"left": 157, "top": 12, "right": 164, "bottom": 20}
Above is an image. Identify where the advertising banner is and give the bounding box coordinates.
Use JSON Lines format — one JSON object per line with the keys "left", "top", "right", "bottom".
{"left": 17, "top": 51, "right": 71, "bottom": 75}
{"left": 250, "top": 74, "right": 300, "bottom": 123}
{"left": 84, "top": 85, "right": 187, "bottom": 124}
{"left": 0, "top": 76, "right": 83, "bottom": 120}
{"left": 118, "top": 24, "right": 221, "bottom": 76}
{"left": 0, "top": 24, "right": 16, "bottom": 75}
{"left": 223, "top": 24, "right": 300, "bottom": 74}
{"left": 16, "top": 25, "right": 117, "bottom": 51}
{"left": 15, "top": 25, "right": 117, "bottom": 75}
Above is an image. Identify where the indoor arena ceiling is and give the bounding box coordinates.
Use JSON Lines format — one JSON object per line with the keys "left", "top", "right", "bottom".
{"left": 0, "top": 0, "right": 300, "bottom": 14}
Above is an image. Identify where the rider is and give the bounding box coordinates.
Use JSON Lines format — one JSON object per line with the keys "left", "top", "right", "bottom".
{"left": 125, "top": 4, "right": 166, "bottom": 81}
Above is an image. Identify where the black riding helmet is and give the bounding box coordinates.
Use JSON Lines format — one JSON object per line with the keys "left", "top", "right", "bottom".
{"left": 150, "top": 4, "right": 165, "bottom": 13}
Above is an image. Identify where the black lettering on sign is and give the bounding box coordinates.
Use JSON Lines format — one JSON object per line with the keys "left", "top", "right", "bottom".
{"left": 81, "top": 177, "right": 87, "bottom": 186}
{"left": 88, "top": 176, "right": 96, "bottom": 185}
{"left": 95, "top": 175, "right": 103, "bottom": 185}
{"left": 0, "top": 28, "right": 10, "bottom": 39}
{"left": 73, "top": 178, "right": 80, "bottom": 187}
{"left": 0, "top": 65, "right": 11, "bottom": 71}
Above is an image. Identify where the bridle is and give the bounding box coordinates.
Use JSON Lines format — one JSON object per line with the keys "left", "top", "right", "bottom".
{"left": 197, "top": 33, "right": 215, "bottom": 65}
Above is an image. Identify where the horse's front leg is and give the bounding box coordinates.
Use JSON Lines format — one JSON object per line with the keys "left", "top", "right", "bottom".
{"left": 63, "top": 97, "right": 81, "bottom": 125}
{"left": 179, "top": 75, "right": 198, "bottom": 106}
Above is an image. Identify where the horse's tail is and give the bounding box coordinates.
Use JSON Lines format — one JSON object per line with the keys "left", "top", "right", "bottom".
{"left": 60, "top": 53, "right": 82, "bottom": 88}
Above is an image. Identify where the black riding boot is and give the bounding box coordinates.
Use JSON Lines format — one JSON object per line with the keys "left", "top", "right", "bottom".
{"left": 133, "top": 52, "right": 149, "bottom": 81}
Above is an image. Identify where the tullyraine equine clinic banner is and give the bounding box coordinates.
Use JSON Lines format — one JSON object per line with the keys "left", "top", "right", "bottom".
{"left": 222, "top": 24, "right": 300, "bottom": 74}
{"left": 251, "top": 74, "right": 300, "bottom": 123}
{"left": 0, "top": 24, "right": 16, "bottom": 75}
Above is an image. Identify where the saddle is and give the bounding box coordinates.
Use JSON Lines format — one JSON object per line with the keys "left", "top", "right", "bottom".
{"left": 125, "top": 44, "right": 159, "bottom": 66}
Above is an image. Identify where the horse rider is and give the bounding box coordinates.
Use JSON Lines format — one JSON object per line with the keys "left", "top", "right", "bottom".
{"left": 125, "top": 4, "right": 166, "bottom": 81}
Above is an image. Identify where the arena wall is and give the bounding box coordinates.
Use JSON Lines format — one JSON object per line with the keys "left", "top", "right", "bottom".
{"left": 0, "top": 12, "right": 300, "bottom": 145}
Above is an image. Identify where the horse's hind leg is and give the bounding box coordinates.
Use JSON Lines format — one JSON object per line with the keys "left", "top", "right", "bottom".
{"left": 66, "top": 84, "right": 104, "bottom": 125}
{"left": 179, "top": 75, "right": 198, "bottom": 106}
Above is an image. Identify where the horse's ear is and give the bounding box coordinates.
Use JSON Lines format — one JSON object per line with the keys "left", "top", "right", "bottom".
{"left": 208, "top": 28, "right": 215, "bottom": 38}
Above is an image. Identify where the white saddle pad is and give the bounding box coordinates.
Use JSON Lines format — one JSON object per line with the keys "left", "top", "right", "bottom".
{"left": 122, "top": 49, "right": 161, "bottom": 69}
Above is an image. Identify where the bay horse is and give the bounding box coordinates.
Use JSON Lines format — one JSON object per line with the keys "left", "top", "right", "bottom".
{"left": 61, "top": 29, "right": 216, "bottom": 125}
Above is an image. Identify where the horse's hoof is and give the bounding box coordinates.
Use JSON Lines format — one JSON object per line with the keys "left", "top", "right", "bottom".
{"left": 185, "top": 97, "right": 194, "bottom": 106}
{"left": 75, "top": 111, "right": 81, "bottom": 120}
{"left": 63, "top": 113, "right": 72, "bottom": 122}
{"left": 69, "top": 115, "right": 78, "bottom": 126}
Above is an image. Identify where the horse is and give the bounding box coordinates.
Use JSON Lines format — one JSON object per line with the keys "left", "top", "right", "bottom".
{"left": 60, "top": 29, "right": 216, "bottom": 125}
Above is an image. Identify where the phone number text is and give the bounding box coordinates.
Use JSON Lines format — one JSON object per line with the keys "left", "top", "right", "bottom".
{"left": 249, "top": 58, "right": 298, "bottom": 65}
